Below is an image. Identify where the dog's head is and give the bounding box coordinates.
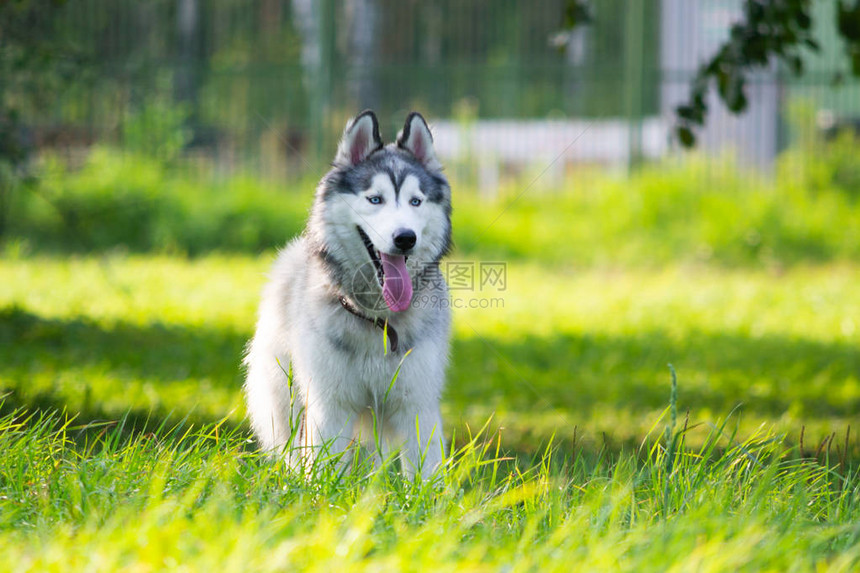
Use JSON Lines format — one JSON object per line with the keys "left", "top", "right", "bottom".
{"left": 310, "top": 111, "right": 452, "bottom": 313}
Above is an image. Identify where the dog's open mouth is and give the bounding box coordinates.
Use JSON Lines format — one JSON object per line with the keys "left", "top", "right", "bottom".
{"left": 356, "top": 226, "right": 413, "bottom": 312}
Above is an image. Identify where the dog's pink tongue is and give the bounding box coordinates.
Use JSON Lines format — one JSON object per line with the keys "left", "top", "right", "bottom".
{"left": 380, "top": 253, "right": 413, "bottom": 312}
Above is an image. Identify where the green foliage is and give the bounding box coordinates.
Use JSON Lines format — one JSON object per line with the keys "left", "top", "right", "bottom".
{"left": 0, "top": 0, "right": 86, "bottom": 236}
{"left": 122, "top": 99, "right": 192, "bottom": 164}
{"left": 9, "top": 148, "right": 311, "bottom": 255}
{"left": 779, "top": 114, "right": 860, "bottom": 200}
{"left": 776, "top": 99, "right": 860, "bottom": 198}
{"left": 6, "top": 147, "right": 860, "bottom": 266}
{"left": 456, "top": 157, "right": 860, "bottom": 267}
{"left": 838, "top": 0, "right": 860, "bottom": 74}
{"left": 669, "top": 0, "right": 860, "bottom": 147}
{"left": 780, "top": 129, "right": 860, "bottom": 197}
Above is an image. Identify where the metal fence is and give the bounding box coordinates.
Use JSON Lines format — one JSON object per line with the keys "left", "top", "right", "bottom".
{"left": 13, "top": 0, "right": 860, "bottom": 183}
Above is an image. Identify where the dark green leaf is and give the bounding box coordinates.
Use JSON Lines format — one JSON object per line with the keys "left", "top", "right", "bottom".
{"left": 677, "top": 126, "right": 695, "bottom": 148}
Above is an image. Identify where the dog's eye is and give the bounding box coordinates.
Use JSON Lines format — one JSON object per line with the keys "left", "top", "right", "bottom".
{"left": 367, "top": 196, "right": 382, "bottom": 205}
{"left": 409, "top": 197, "right": 422, "bottom": 207}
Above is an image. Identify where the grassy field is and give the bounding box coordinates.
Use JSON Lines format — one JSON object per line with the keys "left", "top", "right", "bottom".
{"left": 2, "top": 150, "right": 860, "bottom": 569}
{"left": 2, "top": 253, "right": 859, "bottom": 570}
{"left": 1, "top": 254, "right": 858, "bottom": 452}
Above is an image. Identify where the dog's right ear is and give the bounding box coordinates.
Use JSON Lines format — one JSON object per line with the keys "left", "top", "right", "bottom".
{"left": 396, "top": 112, "right": 442, "bottom": 172}
{"left": 334, "top": 110, "right": 383, "bottom": 167}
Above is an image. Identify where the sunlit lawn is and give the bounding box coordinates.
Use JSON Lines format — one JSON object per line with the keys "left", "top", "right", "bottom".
{"left": 2, "top": 253, "right": 857, "bottom": 455}
{"left": 2, "top": 252, "right": 860, "bottom": 570}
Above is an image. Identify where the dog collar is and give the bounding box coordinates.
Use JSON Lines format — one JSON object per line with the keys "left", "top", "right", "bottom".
{"left": 337, "top": 296, "right": 399, "bottom": 353}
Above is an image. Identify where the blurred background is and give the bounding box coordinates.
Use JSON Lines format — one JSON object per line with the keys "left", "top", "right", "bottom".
{"left": 1, "top": 0, "right": 858, "bottom": 455}
{"left": 4, "top": 1, "right": 859, "bottom": 183}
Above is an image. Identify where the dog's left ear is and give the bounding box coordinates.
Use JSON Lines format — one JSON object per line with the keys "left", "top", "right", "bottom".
{"left": 397, "top": 112, "right": 441, "bottom": 171}
{"left": 335, "top": 110, "right": 384, "bottom": 167}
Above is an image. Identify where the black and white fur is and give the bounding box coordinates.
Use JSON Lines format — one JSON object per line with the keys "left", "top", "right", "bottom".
{"left": 244, "top": 111, "right": 452, "bottom": 479}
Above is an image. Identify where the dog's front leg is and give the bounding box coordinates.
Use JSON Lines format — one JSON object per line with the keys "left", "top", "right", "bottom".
{"left": 391, "top": 406, "right": 445, "bottom": 480}
{"left": 300, "top": 397, "right": 356, "bottom": 475}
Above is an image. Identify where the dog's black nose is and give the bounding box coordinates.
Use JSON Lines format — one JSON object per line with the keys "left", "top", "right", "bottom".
{"left": 393, "top": 229, "right": 416, "bottom": 251}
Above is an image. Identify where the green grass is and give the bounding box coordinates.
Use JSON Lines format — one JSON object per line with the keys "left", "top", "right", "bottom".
{"left": 1, "top": 400, "right": 858, "bottom": 570}
{"left": 2, "top": 254, "right": 859, "bottom": 569}
{"left": 3, "top": 147, "right": 860, "bottom": 568}
{"left": 1, "top": 255, "right": 857, "bottom": 453}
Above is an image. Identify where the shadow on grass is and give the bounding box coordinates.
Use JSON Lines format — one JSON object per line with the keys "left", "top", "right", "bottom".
{"left": 451, "top": 331, "right": 859, "bottom": 420}
{"left": 0, "top": 306, "right": 248, "bottom": 386}
{"left": 2, "top": 306, "right": 857, "bottom": 451}
{"left": 0, "top": 306, "right": 249, "bottom": 442}
{"left": 0, "top": 389, "right": 249, "bottom": 447}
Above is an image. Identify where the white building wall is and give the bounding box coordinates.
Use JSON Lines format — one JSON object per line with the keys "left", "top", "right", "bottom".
{"left": 660, "top": 0, "right": 781, "bottom": 169}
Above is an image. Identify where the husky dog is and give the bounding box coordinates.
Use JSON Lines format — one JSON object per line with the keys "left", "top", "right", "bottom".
{"left": 244, "top": 111, "right": 452, "bottom": 479}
